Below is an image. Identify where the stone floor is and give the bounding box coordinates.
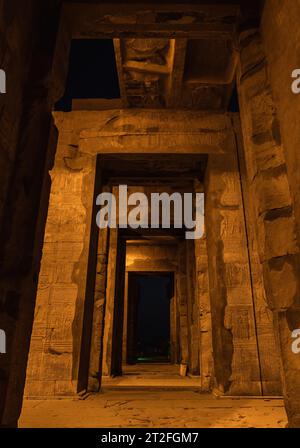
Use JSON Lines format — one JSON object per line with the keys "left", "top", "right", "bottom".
{"left": 101, "top": 363, "right": 202, "bottom": 389}
{"left": 19, "top": 391, "right": 288, "bottom": 428}
{"left": 20, "top": 363, "right": 287, "bottom": 428}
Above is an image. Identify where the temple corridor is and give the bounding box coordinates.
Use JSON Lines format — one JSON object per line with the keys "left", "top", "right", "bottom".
{"left": 1, "top": 1, "right": 300, "bottom": 429}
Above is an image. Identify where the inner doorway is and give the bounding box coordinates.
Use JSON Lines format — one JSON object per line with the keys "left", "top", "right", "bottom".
{"left": 126, "top": 272, "right": 174, "bottom": 365}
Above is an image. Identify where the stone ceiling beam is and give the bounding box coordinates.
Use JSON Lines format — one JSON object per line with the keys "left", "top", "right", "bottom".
{"left": 64, "top": 3, "right": 240, "bottom": 39}
{"left": 123, "top": 61, "right": 170, "bottom": 76}
{"left": 113, "top": 39, "right": 129, "bottom": 107}
{"left": 52, "top": 109, "right": 234, "bottom": 154}
{"left": 166, "top": 38, "right": 187, "bottom": 108}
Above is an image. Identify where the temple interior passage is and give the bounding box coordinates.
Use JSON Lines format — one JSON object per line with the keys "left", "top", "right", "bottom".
{"left": 124, "top": 273, "right": 172, "bottom": 364}
{"left": 1, "top": 0, "right": 300, "bottom": 429}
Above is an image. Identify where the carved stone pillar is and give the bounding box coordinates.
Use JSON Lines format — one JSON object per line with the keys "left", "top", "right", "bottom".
{"left": 195, "top": 234, "right": 213, "bottom": 391}
{"left": 24, "top": 115, "right": 97, "bottom": 397}
{"left": 88, "top": 225, "right": 109, "bottom": 392}
{"left": 205, "top": 151, "right": 262, "bottom": 395}
{"left": 177, "top": 242, "right": 189, "bottom": 365}
{"left": 186, "top": 239, "right": 200, "bottom": 375}
{"left": 102, "top": 223, "right": 126, "bottom": 377}
{"left": 237, "top": 28, "right": 300, "bottom": 426}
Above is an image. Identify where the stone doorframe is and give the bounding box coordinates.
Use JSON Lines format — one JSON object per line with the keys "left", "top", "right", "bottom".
{"left": 121, "top": 271, "right": 175, "bottom": 366}
{"left": 24, "top": 109, "right": 278, "bottom": 398}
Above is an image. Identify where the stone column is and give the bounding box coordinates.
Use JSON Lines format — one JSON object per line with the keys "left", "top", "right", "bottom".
{"left": 238, "top": 28, "right": 300, "bottom": 426}
{"left": 0, "top": 0, "right": 62, "bottom": 425}
{"left": 24, "top": 117, "right": 97, "bottom": 397}
{"left": 88, "top": 225, "right": 109, "bottom": 392}
{"left": 102, "top": 225, "right": 126, "bottom": 376}
{"left": 102, "top": 228, "right": 118, "bottom": 376}
{"left": 205, "top": 151, "right": 262, "bottom": 395}
{"left": 186, "top": 239, "right": 200, "bottom": 375}
{"left": 122, "top": 272, "right": 129, "bottom": 364}
{"left": 195, "top": 234, "right": 213, "bottom": 391}
{"left": 177, "top": 242, "right": 189, "bottom": 366}
{"left": 232, "top": 114, "right": 282, "bottom": 395}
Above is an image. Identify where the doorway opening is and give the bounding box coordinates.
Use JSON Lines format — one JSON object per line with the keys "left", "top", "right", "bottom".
{"left": 127, "top": 273, "right": 173, "bottom": 365}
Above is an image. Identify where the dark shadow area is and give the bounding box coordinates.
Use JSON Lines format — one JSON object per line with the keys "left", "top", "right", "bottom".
{"left": 128, "top": 273, "right": 172, "bottom": 363}
{"left": 228, "top": 83, "right": 239, "bottom": 112}
{"left": 137, "top": 275, "right": 171, "bottom": 362}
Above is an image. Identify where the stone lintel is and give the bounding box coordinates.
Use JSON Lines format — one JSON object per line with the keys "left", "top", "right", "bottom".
{"left": 53, "top": 109, "right": 233, "bottom": 155}
{"left": 64, "top": 3, "right": 239, "bottom": 40}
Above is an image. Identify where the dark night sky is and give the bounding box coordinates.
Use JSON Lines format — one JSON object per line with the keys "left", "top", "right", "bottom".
{"left": 55, "top": 39, "right": 120, "bottom": 111}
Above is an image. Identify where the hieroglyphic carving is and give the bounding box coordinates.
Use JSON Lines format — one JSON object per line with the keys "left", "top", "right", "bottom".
{"left": 121, "top": 38, "right": 171, "bottom": 107}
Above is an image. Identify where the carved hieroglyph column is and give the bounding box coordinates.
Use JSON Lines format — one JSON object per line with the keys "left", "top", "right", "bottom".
{"left": 177, "top": 242, "right": 190, "bottom": 366}
{"left": 237, "top": 28, "right": 300, "bottom": 426}
{"left": 102, "top": 224, "right": 126, "bottom": 377}
{"left": 101, "top": 228, "right": 118, "bottom": 377}
{"left": 24, "top": 114, "right": 97, "bottom": 397}
{"left": 185, "top": 239, "right": 200, "bottom": 375}
{"left": 88, "top": 225, "right": 109, "bottom": 392}
{"left": 195, "top": 234, "right": 213, "bottom": 391}
{"left": 205, "top": 150, "right": 262, "bottom": 395}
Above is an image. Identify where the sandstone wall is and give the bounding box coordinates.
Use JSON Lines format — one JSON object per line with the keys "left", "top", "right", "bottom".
{"left": 195, "top": 235, "right": 213, "bottom": 390}
{"left": 237, "top": 22, "right": 300, "bottom": 425}
{"left": 126, "top": 243, "right": 178, "bottom": 273}
{"left": 0, "top": 0, "right": 61, "bottom": 426}
{"left": 24, "top": 115, "right": 97, "bottom": 397}
{"left": 261, "top": 0, "right": 300, "bottom": 244}
{"left": 205, "top": 151, "right": 262, "bottom": 395}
